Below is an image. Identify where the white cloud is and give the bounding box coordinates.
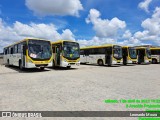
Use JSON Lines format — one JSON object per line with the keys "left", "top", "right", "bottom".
{"left": 133, "top": 7, "right": 160, "bottom": 42}
{"left": 138, "top": 0, "right": 152, "bottom": 13}
{"left": 86, "top": 9, "right": 126, "bottom": 38}
{"left": 77, "top": 36, "right": 116, "bottom": 47}
{"left": 61, "top": 29, "right": 75, "bottom": 40}
{"left": 25, "top": 0, "right": 83, "bottom": 17}
{"left": 122, "top": 30, "right": 132, "bottom": 39}
{"left": 0, "top": 18, "right": 75, "bottom": 52}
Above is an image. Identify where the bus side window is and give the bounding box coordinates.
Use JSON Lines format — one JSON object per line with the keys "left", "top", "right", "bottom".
{"left": 106, "top": 47, "right": 112, "bottom": 55}
{"left": 4, "top": 48, "right": 8, "bottom": 55}
{"left": 10, "top": 47, "right": 14, "bottom": 54}
{"left": 14, "top": 45, "right": 18, "bottom": 53}
{"left": 18, "top": 43, "right": 22, "bottom": 53}
{"left": 84, "top": 50, "right": 89, "bottom": 56}
{"left": 80, "top": 50, "right": 84, "bottom": 55}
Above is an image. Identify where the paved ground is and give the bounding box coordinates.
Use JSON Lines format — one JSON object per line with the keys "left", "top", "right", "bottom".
{"left": 0, "top": 58, "right": 3, "bottom": 65}
{"left": 0, "top": 64, "right": 160, "bottom": 120}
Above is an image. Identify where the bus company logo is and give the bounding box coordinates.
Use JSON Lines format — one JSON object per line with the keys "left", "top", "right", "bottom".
{"left": 2, "top": 112, "right": 11, "bottom": 117}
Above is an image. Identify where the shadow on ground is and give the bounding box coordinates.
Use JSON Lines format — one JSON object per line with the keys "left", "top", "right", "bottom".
{"left": 80, "top": 63, "right": 121, "bottom": 67}
{"left": 5, "top": 65, "right": 50, "bottom": 73}
{"left": 48, "top": 67, "right": 78, "bottom": 71}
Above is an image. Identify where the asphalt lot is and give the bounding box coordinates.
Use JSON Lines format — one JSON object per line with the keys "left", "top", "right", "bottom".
{"left": 0, "top": 64, "right": 160, "bottom": 120}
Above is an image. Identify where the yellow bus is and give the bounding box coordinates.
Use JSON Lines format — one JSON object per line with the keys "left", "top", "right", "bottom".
{"left": 80, "top": 44, "right": 123, "bottom": 66}
{"left": 150, "top": 47, "right": 160, "bottom": 64}
{"left": 122, "top": 46, "right": 137, "bottom": 65}
{"left": 52, "top": 40, "right": 80, "bottom": 68}
{"left": 3, "top": 38, "right": 53, "bottom": 70}
{"left": 136, "top": 47, "right": 151, "bottom": 64}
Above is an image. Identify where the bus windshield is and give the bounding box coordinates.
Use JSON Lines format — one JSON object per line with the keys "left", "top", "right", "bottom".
{"left": 63, "top": 41, "right": 80, "bottom": 60}
{"left": 113, "top": 45, "right": 122, "bottom": 59}
{"left": 129, "top": 47, "right": 137, "bottom": 59}
{"left": 146, "top": 48, "right": 151, "bottom": 59}
{"left": 28, "top": 39, "right": 52, "bottom": 60}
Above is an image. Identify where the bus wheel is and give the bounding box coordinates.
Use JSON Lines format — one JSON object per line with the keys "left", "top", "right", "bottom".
{"left": 152, "top": 59, "right": 157, "bottom": 64}
{"left": 123, "top": 62, "right": 127, "bottom": 65}
{"left": 67, "top": 66, "right": 71, "bottom": 69}
{"left": 98, "top": 60, "right": 104, "bottom": 66}
{"left": 7, "top": 59, "right": 10, "bottom": 66}
{"left": 40, "top": 67, "right": 45, "bottom": 70}
{"left": 52, "top": 60, "right": 56, "bottom": 68}
{"left": 19, "top": 60, "right": 23, "bottom": 70}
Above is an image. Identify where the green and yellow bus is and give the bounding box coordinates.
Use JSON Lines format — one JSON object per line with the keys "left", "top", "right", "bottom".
{"left": 80, "top": 44, "right": 123, "bottom": 66}
{"left": 122, "top": 46, "right": 137, "bottom": 65}
{"left": 52, "top": 40, "right": 80, "bottom": 68}
{"left": 3, "top": 38, "right": 53, "bottom": 70}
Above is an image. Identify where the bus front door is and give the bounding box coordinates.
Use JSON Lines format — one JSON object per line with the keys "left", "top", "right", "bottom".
{"left": 55, "top": 45, "right": 61, "bottom": 66}
{"left": 21, "top": 45, "right": 27, "bottom": 67}
{"left": 138, "top": 49, "right": 145, "bottom": 64}
{"left": 105, "top": 49, "right": 112, "bottom": 66}
{"left": 122, "top": 48, "right": 128, "bottom": 65}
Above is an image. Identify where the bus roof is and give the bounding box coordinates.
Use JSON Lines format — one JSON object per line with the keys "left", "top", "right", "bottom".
{"left": 52, "top": 40, "right": 76, "bottom": 44}
{"left": 150, "top": 47, "right": 160, "bottom": 50}
{"left": 80, "top": 44, "right": 120, "bottom": 49}
{"left": 122, "top": 46, "right": 135, "bottom": 48}
{"left": 4, "top": 38, "right": 51, "bottom": 48}
{"left": 135, "top": 46, "right": 149, "bottom": 49}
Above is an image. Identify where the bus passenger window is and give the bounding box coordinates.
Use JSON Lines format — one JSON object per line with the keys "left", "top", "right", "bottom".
{"left": 11, "top": 48, "right": 14, "bottom": 54}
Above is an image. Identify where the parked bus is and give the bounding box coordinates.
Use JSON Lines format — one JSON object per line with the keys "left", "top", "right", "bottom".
{"left": 150, "top": 47, "right": 160, "bottom": 64}
{"left": 80, "top": 44, "right": 123, "bottom": 66}
{"left": 3, "top": 38, "right": 53, "bottom": 70}
{"left": 52, "top": 40, "right": 80, "bottom": 68}
{"left": 122, "top": 46, "right": 137, "bottom": 65}
{"left": 136, "top": 47, "right": 151, "bottom": 64}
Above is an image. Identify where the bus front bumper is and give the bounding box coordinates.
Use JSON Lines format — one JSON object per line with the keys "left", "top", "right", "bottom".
{"left": 61, "top": 61, "right": 80, "bottom": 67}
{"left": 127, "top": 60, "right": 137, "bottom": 64}
{"left": 26, "top": 61, "right": 53, "bottom": 68}
{"left": 112, "top": 60, "right": 123, "bottom": 65}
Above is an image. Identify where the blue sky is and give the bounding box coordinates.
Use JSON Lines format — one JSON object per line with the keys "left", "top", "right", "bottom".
{"left": 0, "top": 0, "right": 160, "bottom": 52}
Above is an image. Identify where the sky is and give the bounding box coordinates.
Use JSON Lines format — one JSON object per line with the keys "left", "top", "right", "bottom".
{"left": 0, "top": 0, "right": 160, "bottom": 52}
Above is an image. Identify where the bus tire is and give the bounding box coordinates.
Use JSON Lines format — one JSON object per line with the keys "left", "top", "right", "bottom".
{"left": 19, "top": 60, "right": 24, "bottom": 70}
{"left": 152, "top": 59, "right": 157, "bottom": 64}
{"left": 67, "top": 66, "right": 71, "bottom": 69}
{"left": 123, "top": 62, "right": 127, "bottom": 65}
{"left": 52, "top": 60, "right": 55, "bottom": 68}
{"left": 7, "top": 59, "right": 10, "bottom": 66}
{"left": 108, "top": 64, "right": 111, "bottom": 67}
{"left": 98, "top": 59, "right": 104, "bottom": 66}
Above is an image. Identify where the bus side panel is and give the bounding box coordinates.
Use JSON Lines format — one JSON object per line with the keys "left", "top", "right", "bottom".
{"left": 80, "top": 55, "right": 87, "bottom": 63}
{"left": 12, "top": 53, "right": 21, "bottom": 67}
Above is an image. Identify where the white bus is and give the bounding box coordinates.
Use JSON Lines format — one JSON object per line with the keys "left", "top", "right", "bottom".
{"left": 80, "top": 44, "right": 123, "bottom": 66}
{"left": 150, "top": 47, "right": 160, "bottom": 64}
{"left": 52, "top": 40, "right": 80, "bottom": 68}
{"left": 3, "top": 38, "right": 53, "bottom": 70}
